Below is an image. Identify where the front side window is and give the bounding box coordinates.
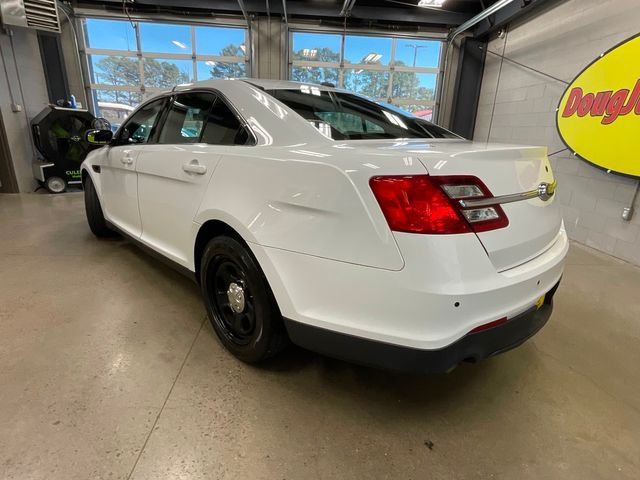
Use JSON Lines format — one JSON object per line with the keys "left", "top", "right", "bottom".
{"left": 158, "top": 92, "right": 216, "bottom": 144}
{"left": 267, "top": 89, "right": 458, "bottom": 140}
{"left": 118, "top": 98, "right": 166, "bottom": 144}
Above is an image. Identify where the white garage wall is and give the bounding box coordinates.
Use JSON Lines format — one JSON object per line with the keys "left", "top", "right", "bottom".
{"left": 474, "top": 0, "right": 640, "bottom": 266}
{"left": 0, "top": 29, "right": 49, "bottom": 192}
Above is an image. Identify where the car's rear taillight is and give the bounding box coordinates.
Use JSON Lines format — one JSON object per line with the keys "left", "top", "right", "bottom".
{"left": 369, "top": 175, "right": 508, "bottom": 235}
{"left": 369, "top": 176, "right": 471, "bottom": 234}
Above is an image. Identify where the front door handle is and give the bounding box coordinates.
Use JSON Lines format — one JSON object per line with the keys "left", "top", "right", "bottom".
{"left": 182, "top": 160, "right": 207, "bottom": 175}
{"left": 121, "top": 155, "right": 134, "bottom": 165}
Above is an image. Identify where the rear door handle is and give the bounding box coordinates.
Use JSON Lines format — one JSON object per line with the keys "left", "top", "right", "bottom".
{"left": 182, "top": 160, "right": 207, "bottom": 175}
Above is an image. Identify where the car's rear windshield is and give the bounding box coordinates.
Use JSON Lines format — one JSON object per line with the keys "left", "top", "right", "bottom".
{"left": 265, "top": 88, "right": 459, "bottom": 141}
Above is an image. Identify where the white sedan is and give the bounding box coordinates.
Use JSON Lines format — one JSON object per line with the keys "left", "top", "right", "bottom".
{"left": 81, "top": 79, "right": 567, "bottom": 373}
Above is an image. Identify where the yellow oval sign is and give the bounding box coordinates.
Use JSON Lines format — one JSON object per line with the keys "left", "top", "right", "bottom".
{"left": 557, "top": 34, "right": 640, "bottom": 177}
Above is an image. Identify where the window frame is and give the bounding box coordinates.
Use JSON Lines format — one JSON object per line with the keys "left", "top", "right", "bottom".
{"left": 147, "top": 88, "right": 257, "bottom": 147}
{"left": 154, "top": 91, "right": 218, "bottom": 145}
{"left": 288, "top": 28, "right": 445, "bottom": 121}
{"left": 77, "top": 14, "right": 250, "bottom": 117}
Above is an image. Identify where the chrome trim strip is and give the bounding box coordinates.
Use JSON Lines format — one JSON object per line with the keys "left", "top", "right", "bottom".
{"left": 459, "top": 181, "right": 557, "bottom": 208}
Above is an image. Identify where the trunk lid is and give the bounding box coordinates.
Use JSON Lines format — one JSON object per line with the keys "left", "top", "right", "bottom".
{"left": 352, "top": 139, "right": 562, "bottom": 271}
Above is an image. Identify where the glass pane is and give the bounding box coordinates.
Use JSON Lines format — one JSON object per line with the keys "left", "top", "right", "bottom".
{"left": 291, "top": 66, "right": 339, "bottom": 86}
{"left": 89, "top": 54, "right": 140, "bottom": 86}
{"left": 291, "top": 32, "right": 341, "bottom": 62}
{"left": 158, "top": 92, "right": 215, "bottom": 144}
{"left": 143, "top": 58, "right": 193, "bottom": 88}
{"left": 139, "top": 22, "right": 191, "bottom": 53}
{"left": 197, "top": 61, "right": 246, "bottom": 80}
{"left": 344, "top": 35, "right": 392, "bottom": 66}
{"left": 84, "top": 18, "right": 137, "bottom": 51}
{"left": 343, "top": 69, "right": 389, "bottom": 99}
{"left": 394, "top": 39, "right": 441, "bottom": 68}
{"left": 391, "top": 72, "right": 437, "bottom": 101}
{"left": 195, "top": 27, "right": 246, "bottom": 56}
{"left": 120, "top": 99, "right": 166, "bottom": 144}
{"left": 395, "top": 104, "right": 434, "bottom": 121}
{"left": 201, "top": 99, "right": 245, "bottom": 145}
{"left": 93, "top": 90, "right": 141, "bottom": 130}
{"left": 267, "top": 89, "right": 451, "bottom": 140}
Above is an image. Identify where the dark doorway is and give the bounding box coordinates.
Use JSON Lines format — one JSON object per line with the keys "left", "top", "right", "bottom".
{"left": 0, "top": 113, "right": 19, "bottom": 193}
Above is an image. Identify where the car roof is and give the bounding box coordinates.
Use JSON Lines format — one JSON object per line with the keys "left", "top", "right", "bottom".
{"left": 172, "top": 78, "right": 341, "bottom": 93}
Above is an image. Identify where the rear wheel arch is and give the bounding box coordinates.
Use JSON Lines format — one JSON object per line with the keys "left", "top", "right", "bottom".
{"left": 194, "top": 220, "right": 249, "bottom": 282}
{"left": 193, "top": 218, "right": 294, "bottom": 321}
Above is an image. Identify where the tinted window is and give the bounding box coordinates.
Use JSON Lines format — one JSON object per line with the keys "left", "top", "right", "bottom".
{"left": 267, "top": 89, "right": 459, "bottom": 140}
{"left": 119, "top": 98, "right": 165, "bottom": 144}
{"left": 158, "top": 92, "right": 215, "bottom": 144}
{"left": 201, "top": 98, "right": 250, "bottom": 145}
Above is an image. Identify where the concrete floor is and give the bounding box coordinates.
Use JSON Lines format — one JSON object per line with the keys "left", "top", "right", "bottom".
{"left": 1, "top": 192, "right": 639, "bottom": 480}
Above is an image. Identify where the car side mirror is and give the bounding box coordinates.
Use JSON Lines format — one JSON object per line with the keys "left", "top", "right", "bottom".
{"left": 86, "top": 129, "right": 113, "bottom": 145}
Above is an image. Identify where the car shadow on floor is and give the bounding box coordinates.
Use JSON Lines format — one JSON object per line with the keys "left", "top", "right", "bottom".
{"left": 113, "top": 233, "right": 536, "bottom": 411}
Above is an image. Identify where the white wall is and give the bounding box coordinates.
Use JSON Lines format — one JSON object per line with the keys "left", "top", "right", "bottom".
{"left": 0, "top": 28, "right": 49, "bottom": 192}
{"left": 474, "top": 0, "right": 640, "bottom": 266}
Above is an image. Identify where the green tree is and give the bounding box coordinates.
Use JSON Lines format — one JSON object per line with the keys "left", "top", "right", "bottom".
{"left": 391, "top": 61, "right": 434, "bottom": 107}
{"left": 95, "top": 56, "right": 190, "bottom": 104}
{"left": 344, "top": 70, "right": 389, "bottom": 99}
{"left": 94, "top": 56, "right": 140, "bottom": 105}
{"left": 208, "top": 44, "right": 247, "bottom": 79}
{"left": 290, "top": 47, "right": 340, "bottom": 85}
{"left": 144, "top": 59, "right": 190, "bottom": 88}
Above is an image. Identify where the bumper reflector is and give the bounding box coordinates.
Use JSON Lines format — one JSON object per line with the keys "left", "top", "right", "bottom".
{"left": 468, "top": 317, "right": 508, "bottom": 335}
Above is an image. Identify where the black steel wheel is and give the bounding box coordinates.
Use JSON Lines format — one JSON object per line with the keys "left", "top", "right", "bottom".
{"left": 200, "top": 236, "right": 288, "bottom": 363}
{"left": 210, "top": 259, "right": 256, "bottom": 346}
{"left": 83, "top": 175, "right": 116, "bottom": 238}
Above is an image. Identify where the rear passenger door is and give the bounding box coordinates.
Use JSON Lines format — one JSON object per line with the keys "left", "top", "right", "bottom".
{"left": 136, "top": 91, "right": 252, "bottom": 267}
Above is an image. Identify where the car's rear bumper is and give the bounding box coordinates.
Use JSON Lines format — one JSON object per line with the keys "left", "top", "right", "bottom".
{"left": 250, "top": 226, "right": 567, "bottom": 352}
{"left": 284, "top": 281, "right": 558, "bottom": 374}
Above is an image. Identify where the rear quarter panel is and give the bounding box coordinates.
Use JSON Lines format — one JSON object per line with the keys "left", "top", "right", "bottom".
{"left": 193, "top": 147, "right": 416, "bottom": 271}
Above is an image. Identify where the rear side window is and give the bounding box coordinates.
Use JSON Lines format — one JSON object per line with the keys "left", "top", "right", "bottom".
{"left": 158, "top": 92, "right": 216, "bottom": 144}
{"left": 118, "top": 98, "right": 166, "bottom": 144}
{"left": 201, "top": 98, "right": 251, "bottom": 145}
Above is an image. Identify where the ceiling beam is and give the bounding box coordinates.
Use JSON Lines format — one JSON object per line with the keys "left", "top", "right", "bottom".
{"left": 78, "top": 0, "right": 473, "bottom": 26}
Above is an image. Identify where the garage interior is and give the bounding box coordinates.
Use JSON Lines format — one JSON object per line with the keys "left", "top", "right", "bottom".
{"left": 1, "top": 0, "right": 640, "bottom": 478}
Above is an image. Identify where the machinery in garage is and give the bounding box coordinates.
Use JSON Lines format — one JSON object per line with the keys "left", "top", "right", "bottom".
{"left": 31, "top": 105, "right": 109, "bottom": 193}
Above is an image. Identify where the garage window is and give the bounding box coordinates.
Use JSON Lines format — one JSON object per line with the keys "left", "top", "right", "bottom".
{"left": 290, "top": 31, "right": 441, "bottom": 121}
{"left": 81, "top": 18, "right": 249, "bottom": 127}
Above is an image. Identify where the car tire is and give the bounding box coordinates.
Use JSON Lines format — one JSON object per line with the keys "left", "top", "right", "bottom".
{"left": 45, "top": 176, "right": 66, "bottom": 194}
{"left": 200, "top": 236, "right": 288, "bottom": 363}
{"left": 83, "top": 175, "right": 116, "bottom": 238}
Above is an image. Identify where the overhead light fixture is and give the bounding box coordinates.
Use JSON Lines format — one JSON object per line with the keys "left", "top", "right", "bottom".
{"left": 362, "top": 52, "right": 382, "bottom": 63}
{"left": 301, "top": 48, "right": 318, "bottom": 58}
{"left": 172, "top": 40, "right": 187, "bottom": 49}
{"left": 418, "top": 0, "right": 446, "bottom": 7}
